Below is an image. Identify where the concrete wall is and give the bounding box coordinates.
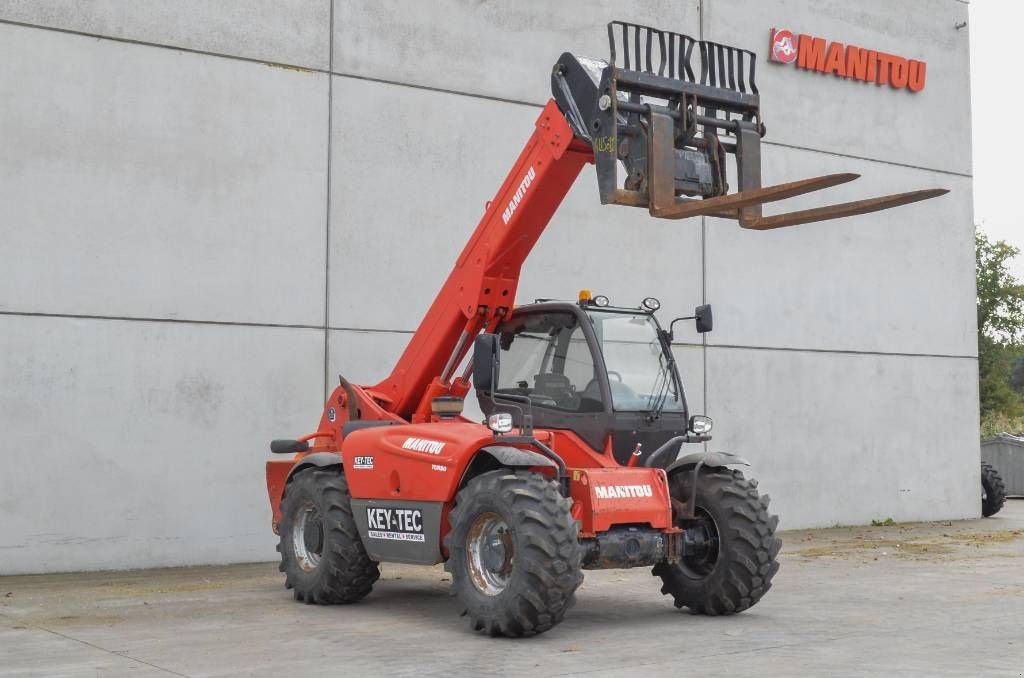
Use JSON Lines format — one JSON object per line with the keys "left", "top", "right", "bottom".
{"left": 0, "top": 0, "right": 975, "bottom": 574}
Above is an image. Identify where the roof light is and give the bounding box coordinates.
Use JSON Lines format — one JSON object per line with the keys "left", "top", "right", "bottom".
{"left": 593, "top": 295, "right": 610, "bottom": 307}
{"left": 642, "top": 297, "right": 661, "bottom": 311}
{"left": 578, "top": 289, "right": 593, "bottom": 303}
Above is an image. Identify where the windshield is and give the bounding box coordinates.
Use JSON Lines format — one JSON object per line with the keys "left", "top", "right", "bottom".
{"left": 495, "top": 311, "right": 603, "bottom": 412}
{"left": 493, "top": 309, "right": 683, "bottom": 414}
{"left": 587, "top": 311, "right": 684, "bottom": 412}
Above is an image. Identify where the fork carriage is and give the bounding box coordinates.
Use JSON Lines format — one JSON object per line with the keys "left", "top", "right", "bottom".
{"left": 553, "top": 21, "right": 945, "bottom": 227}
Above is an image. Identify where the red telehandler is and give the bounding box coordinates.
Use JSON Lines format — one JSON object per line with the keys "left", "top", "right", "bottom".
{"left": 265, "top": 22, "right": 946, "bottom": 637}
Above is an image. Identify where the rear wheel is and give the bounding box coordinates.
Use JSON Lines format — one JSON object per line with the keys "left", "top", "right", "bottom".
{"left": 653, "top": 468, "right": 780, "bottom": 615}
{"left": 444, "top": 470, "right": 583, "bottom": 637}
{"left": 278, "top": 468, "right": 379, "bottom": 604}
{"left": 981, "top": 462, "right": 1007, "bottom": 518}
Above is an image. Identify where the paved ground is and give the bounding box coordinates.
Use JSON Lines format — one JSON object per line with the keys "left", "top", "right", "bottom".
{"left": 2, "top": 501, "right": 1023, "bottom": 677}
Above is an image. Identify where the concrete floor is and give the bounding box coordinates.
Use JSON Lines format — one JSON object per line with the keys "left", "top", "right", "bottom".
{"left": 2, "top": 501, "right": 1023, "bottom": 678}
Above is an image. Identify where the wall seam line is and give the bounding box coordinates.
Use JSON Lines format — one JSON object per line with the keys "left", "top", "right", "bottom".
{"left": 0, "top": 18, "right": 973, "bottom": 180}
{"left": 0, "top": 310, "right": 979, "bottom": 359}
{"left": 323, "top": 0, "right": 335, "bottom": 400}
{"left": 0, "top": 310, "right": 980, "bottom": 359}
{"left": 0, "top": 17, "right": 329, "bottom": 72}
{"left": 0, "top": 310, "right": 325, "bottom": 331}
{"left": 700, "top": 342, "right": 977, "bottom": 360}
{"left": 699, "top": 0, "right": 709, "bottom": 453}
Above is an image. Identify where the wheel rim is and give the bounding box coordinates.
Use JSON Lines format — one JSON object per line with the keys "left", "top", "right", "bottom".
{"left": 680, "top": 507, "right": 721, "bottom": 579}
{"left": 466, "top": 512, "right": 514, "bottom": 596}
{"left": 982, "top": 480, "right": 988, "bottom": 501}
{"left": 292, "top": 502, "right": 324, "bottom": 572}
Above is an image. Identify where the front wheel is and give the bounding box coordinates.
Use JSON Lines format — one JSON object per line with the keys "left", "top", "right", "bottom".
{"left": 653, "top": 468, "right": 781, "bottom": 615}
{"left": 278, "top": 468, "right": 380, "bottom": 604}
{"left": 981, "top": 462, "right": 1007, "bottom": 518}
{"left": 444, "top": 470, "right": 583, "bottom": 637}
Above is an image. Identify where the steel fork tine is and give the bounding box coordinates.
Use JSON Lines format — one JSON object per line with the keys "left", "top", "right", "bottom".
{"left": 737, "top": 188, "right": 949, "bottom": 230}
{"left": 649, "top": 173, "right": 860, "bottom": 219}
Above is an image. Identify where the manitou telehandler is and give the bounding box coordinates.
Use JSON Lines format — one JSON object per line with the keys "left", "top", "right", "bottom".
{"left": 265, "top": 21, "right": 946, "bottom": 637}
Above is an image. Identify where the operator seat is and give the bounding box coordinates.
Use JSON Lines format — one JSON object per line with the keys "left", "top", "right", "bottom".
{"left": 533, "top": 372, "right": 578, "bottom": 410}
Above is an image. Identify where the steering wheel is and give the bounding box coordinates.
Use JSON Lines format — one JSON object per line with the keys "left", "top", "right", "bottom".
{"left": 583, "top": 377, "right": 637, "bottom": 401}
{"left": 607, "top": 370, "right": 623, "bottom": 382}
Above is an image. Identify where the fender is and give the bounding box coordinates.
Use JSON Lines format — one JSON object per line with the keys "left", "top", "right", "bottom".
{"left": 458, "top": 445, "right": 557, "bottom": 489}
{"left": 267, "top": 452, "right": 344, "bottom": 534}
{"left": 481, "top": 445, "right": 558, "bottom": 468}
{"left": 286, "top": 451, "right": 343, "bottom": 482}
{"left": 665, "top": 450, "right": 750, "bottom": 477}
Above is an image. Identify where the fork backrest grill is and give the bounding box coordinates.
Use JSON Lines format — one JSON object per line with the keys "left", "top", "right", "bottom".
{"left": 607, "top": 20, "right": 757, "bottom": 95}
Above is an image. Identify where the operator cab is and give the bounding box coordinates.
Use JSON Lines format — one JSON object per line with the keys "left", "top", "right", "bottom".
{"left": 476, "top": 292, "right": 712, "bottom": 466}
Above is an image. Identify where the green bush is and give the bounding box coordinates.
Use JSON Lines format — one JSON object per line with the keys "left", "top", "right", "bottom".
{"left": 977, "top": 229, "right": 1024, "bottom": 435}
{"left": 979, "top": 411, "right": 1024, "bottom": 439}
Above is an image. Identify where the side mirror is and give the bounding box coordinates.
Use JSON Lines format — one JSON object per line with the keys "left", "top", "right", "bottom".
{"left": 694, "top": 304, "right": 713, "bottom": 333}
{"left": 473, "top": 333, "right": 500, "bottom": 393}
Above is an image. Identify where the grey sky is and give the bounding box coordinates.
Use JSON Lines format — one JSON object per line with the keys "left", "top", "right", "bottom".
{"left": 971, "top": 1, "right": 1024, "bottom": 277}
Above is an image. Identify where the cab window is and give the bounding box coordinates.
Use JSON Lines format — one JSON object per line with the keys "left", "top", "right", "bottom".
{"left": 496, "top": 312, "right": 604, "bottom": 412}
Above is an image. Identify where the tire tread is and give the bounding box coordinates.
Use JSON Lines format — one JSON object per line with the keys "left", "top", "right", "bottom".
{"left": 444, "top": 470, "right": 582, "bottom": 637}
{"left": 279, "top": 468, "right": 380, "bottom": 604}
{"left": 981, "top": 462, "right": 1007, "bottom": 518}
{"left": 653, "top": 468, "right": 780, "bottom": 615}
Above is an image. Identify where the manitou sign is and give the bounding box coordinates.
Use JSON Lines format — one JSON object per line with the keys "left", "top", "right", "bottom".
{"left": 769, "top": 27, "right": 927, "bottom": 92}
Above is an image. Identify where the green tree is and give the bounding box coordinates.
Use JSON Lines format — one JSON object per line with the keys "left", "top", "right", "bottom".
{"left": 976, "top": 229, "right": 1024, "bottom": 418}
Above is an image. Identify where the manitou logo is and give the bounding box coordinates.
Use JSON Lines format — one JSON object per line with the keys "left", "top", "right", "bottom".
{"left": 768, "top": 28, "right": 927, "bottom": 93}
{"left": 594, "top": 484, "right": 654, "bottom": 499}
{"left": 501, "top": 166, "right": 536, "bottom": 224}
{"left": 401, "top": 437, "right": 446, "bottom": 455}
{"left": 770, "top": 29, "right": 797, "bottom": 64}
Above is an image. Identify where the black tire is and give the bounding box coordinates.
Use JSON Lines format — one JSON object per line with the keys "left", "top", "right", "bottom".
{"left": 444, "top": 470, "right": 583, "bottom": 637}
{"left": 981, "top": 462, "right": 1007, "bottom": 518}
{"left": 653, "top": 468, "right": 780, "bottom": 615}
{"left": 278, "top": 468, "right": 380, "bottom": 604}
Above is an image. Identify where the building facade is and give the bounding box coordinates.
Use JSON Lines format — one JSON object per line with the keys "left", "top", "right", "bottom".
{"left": 0, "top": 0, "right": 975, "bottom": 574}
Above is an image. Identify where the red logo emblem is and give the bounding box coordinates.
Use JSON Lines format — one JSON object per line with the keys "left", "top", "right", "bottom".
{"left": 770, "top": 28, "right": 797, "bottom": 64}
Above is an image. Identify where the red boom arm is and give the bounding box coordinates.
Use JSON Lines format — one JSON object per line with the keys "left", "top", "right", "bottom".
{"left": 368, "top": 101, "right": 593, "bottom": 422}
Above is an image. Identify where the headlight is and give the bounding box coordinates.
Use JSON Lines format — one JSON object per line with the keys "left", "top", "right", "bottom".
{"left": 642, "top": 296, "right": 661, "bottom": 311}
{"left": 487, "top": 412, "right": 514, "bottom": 434}
{"left": 689, "top": 415, "right": 712, "bottom": 434}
